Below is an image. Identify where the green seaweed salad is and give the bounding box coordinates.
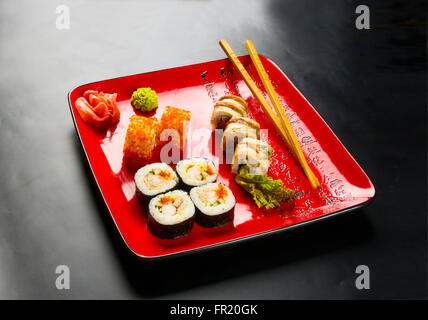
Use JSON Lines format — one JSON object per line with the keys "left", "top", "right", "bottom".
{"left": 235, "top": 165, "right": 295, "bottom": 210}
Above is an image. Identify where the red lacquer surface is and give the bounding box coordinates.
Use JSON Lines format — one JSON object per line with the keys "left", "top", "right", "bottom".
{"left": 68, "top": 55, "right": 375, "bottom": 259}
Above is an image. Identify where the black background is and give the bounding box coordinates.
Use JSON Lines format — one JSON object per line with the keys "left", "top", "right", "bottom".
{"left": 0, "top": 0, "right": 426, "bottom": 299}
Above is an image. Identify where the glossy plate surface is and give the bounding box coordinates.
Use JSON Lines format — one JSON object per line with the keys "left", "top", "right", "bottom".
{"left": 68, "top": 55, "right": 375, "bottom": 259}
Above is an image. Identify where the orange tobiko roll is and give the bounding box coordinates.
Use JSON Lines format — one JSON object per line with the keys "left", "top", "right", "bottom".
{"left": 157, "top": 106, "right": 191, "bottom": 150}
{"left": 123, "top": 115, "right": 159, "bottom": 167}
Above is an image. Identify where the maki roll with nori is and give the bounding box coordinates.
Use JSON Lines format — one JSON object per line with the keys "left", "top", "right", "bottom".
{"left": 190, "top": 183, "right": 235, "bottom": 228}
{"left": 148, "top": 190, "right": 195, "bottom": 239}
{"left": 176, "top": 158, "right": 218, "bottom": 188}
{"left": 134, "top": 163, "right": 179, "bottom": 201}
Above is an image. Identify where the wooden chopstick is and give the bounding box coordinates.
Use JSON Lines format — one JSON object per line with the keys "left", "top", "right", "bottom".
{"left": 219, "top": 38, "right": 319, "bottom": 189}
{"left": 245, "top": 40, "right": 320, "bottom": 189}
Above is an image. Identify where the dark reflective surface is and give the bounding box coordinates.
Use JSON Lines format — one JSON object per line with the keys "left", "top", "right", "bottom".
{"left": 0, "top": 0, "right": 425, "bottom": 298}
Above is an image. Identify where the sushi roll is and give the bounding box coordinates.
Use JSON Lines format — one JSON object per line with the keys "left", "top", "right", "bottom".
{"left": 123, "top": 115, "right": 159, "bottom": 167}
{"left": 156, "top": 106, "right": 191, "bottom": 151}
{"left": 148, "top": 190, "right": 195, "bottom": 239}
{"left": 218, "top": 94, "right": 248, "bottom": 112}
{"left": 176, "top": 158, "right": 218, "bottom": 188}
{"left": 190, "top": 183, "right": 235, "bottom": 228}
{"left": 211, "top": 94, "right": 248, "bottom": 129}
{"left": 222, "top": 116, "right": 260, "bottom": 151}
{"left": 231, "top": 138, "right": 272, "bottom": 175}
{"left": 134, "top": 163, "right": 179, "bottom": 201}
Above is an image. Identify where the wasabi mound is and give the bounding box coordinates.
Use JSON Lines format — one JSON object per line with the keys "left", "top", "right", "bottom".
{"left": 131, "top": 87, "right": 159, "bottom": 112}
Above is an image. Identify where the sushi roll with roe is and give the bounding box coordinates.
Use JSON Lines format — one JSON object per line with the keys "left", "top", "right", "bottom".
{"left": 148, "top": 190, "right": 195, "bottom": 239}
{"left": 176, "top": 158, "right": 218, "bottom": 189}
{"left": 134, "top": 163, "right": 179, "bottom": 201}
{"left": 190, "top": 183, "right": 235, "bottom": 228}
{"left": 156, "top": 106, "right": 191, "bottom": 151}
{"left": 123, "top": 115, "right": 159, "bottom": 167}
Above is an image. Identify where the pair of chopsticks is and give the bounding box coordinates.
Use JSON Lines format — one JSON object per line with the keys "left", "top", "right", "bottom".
{"left": 219, "top": 39, "right": 320, "bottom": 189}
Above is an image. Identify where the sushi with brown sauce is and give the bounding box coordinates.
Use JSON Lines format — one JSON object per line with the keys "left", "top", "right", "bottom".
{"left": 211, "top": 94, "right": 248, "bottom": 129}
{"left": 148, "top": 190, "right": 195, "bottom": 239}
{"left": 232, "top": 138, "right": 272, "bottom": 175}
{"left": 222, "top": 116, "right": 260, "bottom": 151}
{"left": 190, "top": 183, "right": 235, "bottom": 228}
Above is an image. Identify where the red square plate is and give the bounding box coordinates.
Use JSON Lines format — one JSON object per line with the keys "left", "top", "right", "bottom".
{"left": 68, "top": 55, "right": 375, "bottom": 260}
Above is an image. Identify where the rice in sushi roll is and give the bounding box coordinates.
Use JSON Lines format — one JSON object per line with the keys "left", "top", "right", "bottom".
{"left": 134, "top": 163, "right": 179, "bottom": 201}
{"left": 148, "top": 190, "right": 195, "bottom": 239}
{"left": 190, "top": 183, "right": 235, "bottom": 228}
{"left": 176, "top": 158, "right": 218, "bottom": 188}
